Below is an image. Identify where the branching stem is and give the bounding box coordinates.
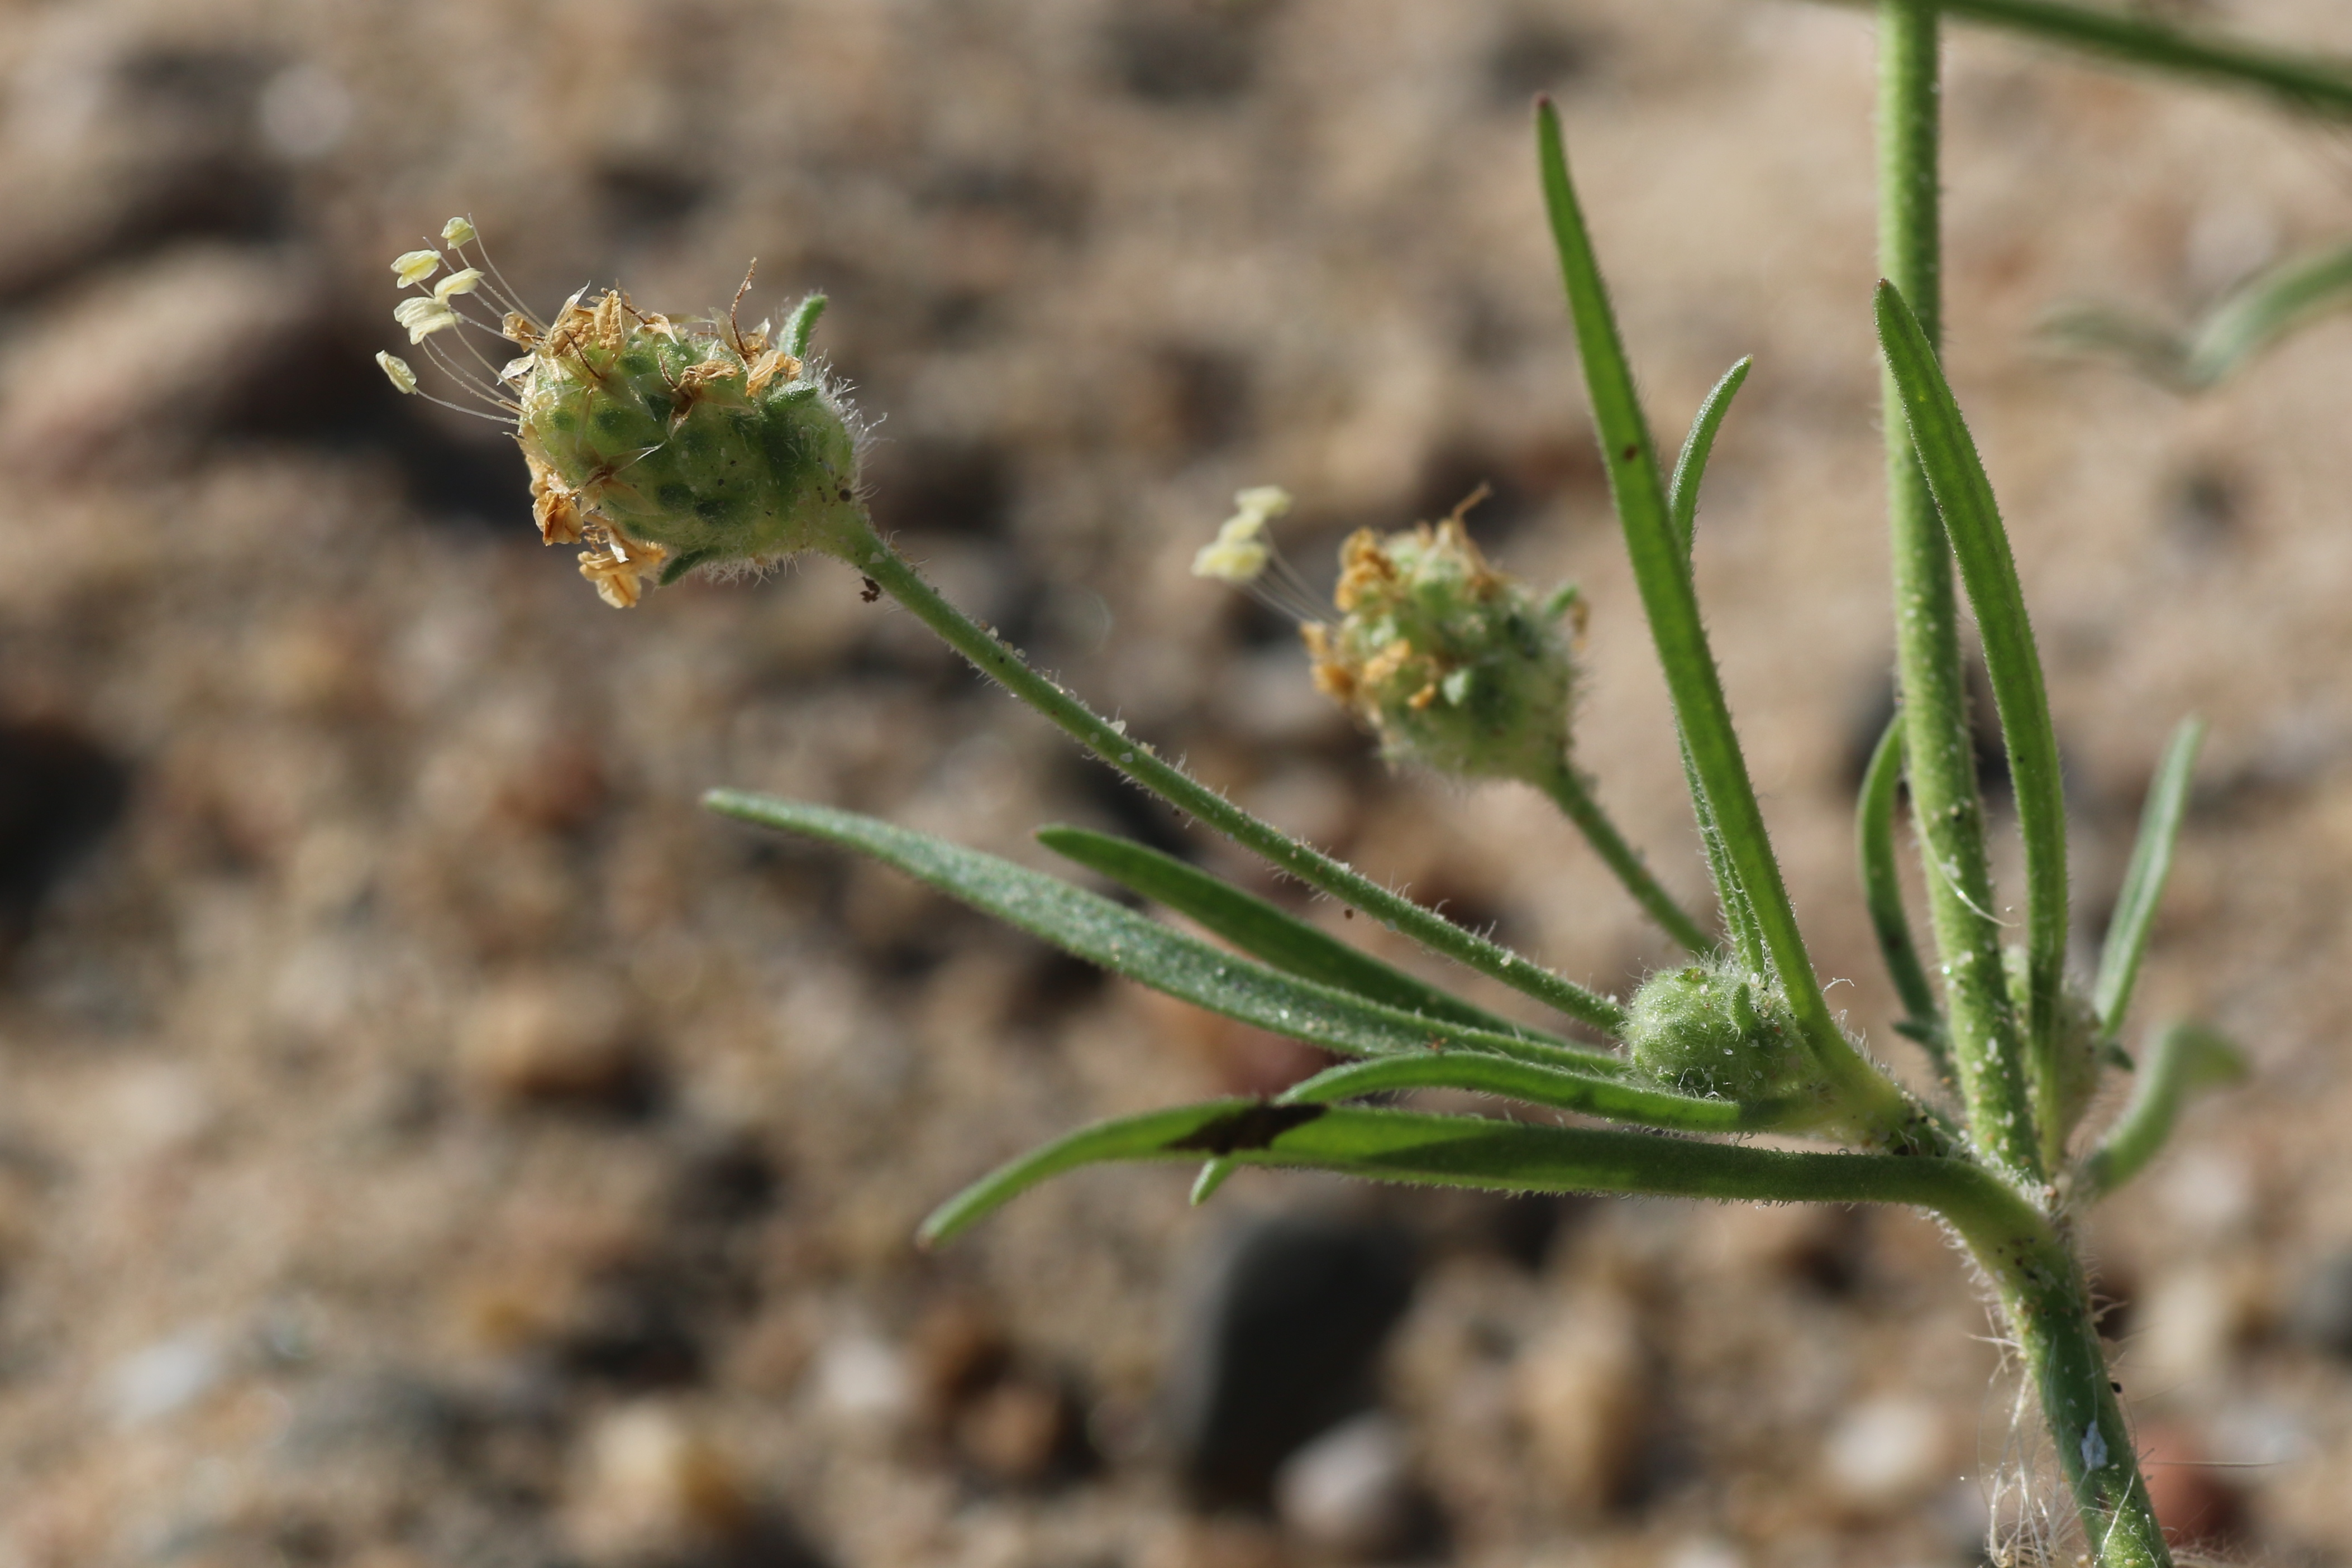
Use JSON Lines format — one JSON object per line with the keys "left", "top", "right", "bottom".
{"left": 1533, "top": 759, "right": 1715, "bottom": 955}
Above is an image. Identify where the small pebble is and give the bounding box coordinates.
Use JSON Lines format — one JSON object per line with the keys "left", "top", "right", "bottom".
{"left": 1820, "top": 1395, "right": 1945, "bottom": 1510}
{"left": 106, "top": 1327, "right": 223, "bottom": 1429}
{"left": 1515, "top": 1289, "right": 1647, "bottom": 1517}
{"left": 1273, "top": 1412, "right": 1421, "bottom": 1560}
{"left": 1164, "top": 1212, "right": 1416, "bottom": 1507}
{"left": 2286, "top": 1249, "right": 2352, "bottom": 1358}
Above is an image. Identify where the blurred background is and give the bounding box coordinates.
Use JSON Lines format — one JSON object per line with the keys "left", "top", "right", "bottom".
{"left": 3, "top": 0, "right": 2352, "bottom": 1562}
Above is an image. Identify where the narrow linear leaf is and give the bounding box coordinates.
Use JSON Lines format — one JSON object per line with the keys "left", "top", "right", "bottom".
{"left": 1276, "top": 1050, "right": 1753, "bottom": 1132}
{"left": 708, "top": 792, "right": 1625, "bottom": 1074}
{"left": 2186, "top": 242, "right": 2352, "bottom": 386}
{"left": 1663, "top": 359, "right": 1765, "bottom": 967}
{"left": 1876, "top": 283, "right": 2068, "bottom": 1082}
{"left": 2093, "top": 717, "right": 2203, "bottom": 1038}
{"left": 923, "top": 1099, "right": 2030, "bottom": 1247}
{"left": 1857, "top": 711, "right": 1945, "bottom": 1044}
{"left": 1538, "top": 103, "right": 1914, "bottom": 1140}
{"left": 1667, "top": 356, "right": 1754, "bottom": 558}
{"left": 1190, "top": 1043, "right": 1755, "bottom": 1207}
{"left": 2081, "top": 1020, "right": 2246, "bottom": 1198}
{"left": 1802, "top": 0, "right": 2352, "bottom": 120}
{"left": 1037, "top": 826, "right": 1559, "bottom": 1045}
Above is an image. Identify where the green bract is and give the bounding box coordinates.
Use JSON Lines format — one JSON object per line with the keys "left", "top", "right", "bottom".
{"left": 1304, "top": 514, "right": 1580, "bottom": 786}
{"left": 2006, "top": 945, "right": 2105, "bottom": 1149}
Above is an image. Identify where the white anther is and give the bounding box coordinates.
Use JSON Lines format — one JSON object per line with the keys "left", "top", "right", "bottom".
{"left": 375, "top": 351, "right": 419, "bottom": 394}
{"left": 441, "top": 216, "right": 477, "bottom": 248}
{"left": 433, "top": 267, "right": 484, "bottom": 301}
{"left": 392, "top": 249, "right": 441, "bottom": 286}
{"left": 394, "top": 295, "right": 459, "bottom": 342}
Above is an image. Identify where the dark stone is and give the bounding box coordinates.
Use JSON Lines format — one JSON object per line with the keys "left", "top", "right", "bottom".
{"left": 2287, "top": 1250, "right": 2352, "bottom": 1359}
{"left": 1164, "top": 1211, "right": 1418, "bottom": 1509}
{"left": 1101, "top": 2, "right": 1271, "bottom": 104}
{"left": 1482, "top": 20, "right": 1599, "bottom": 104}
{"left": 0, "top": 718, "right": 131, "bottom": 947}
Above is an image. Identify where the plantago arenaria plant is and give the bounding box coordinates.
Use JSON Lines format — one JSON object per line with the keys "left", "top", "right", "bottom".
{"left": 378, "top": 3, "right": 2352, "bottom": 1559}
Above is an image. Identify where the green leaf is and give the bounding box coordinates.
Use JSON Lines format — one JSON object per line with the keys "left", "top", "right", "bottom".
{"left": 1663, "top": 360, "right": 1765, "bottom": 968}
{"left": 2094, "top": 717, "right": 2203, "bottom": 1038}
{"left": 1189, "top": 1040, "right": 1763, "bottom": 1208}
{"left": 2080, "top": 1020, "right": 2246, "bottom": 1198}
{"left": 1856, "top": 711, "right": 1945, "bottom": 1049}
{"left": 707, "top": 791, "right": 1625, "bottom": 1074}
{"left": 921, "top": 1098, "right": 2029, "bottom": 1247}
{"left": 2043, "top": 241, "right": 2352, "bottom": 391}
{"left": 1275, "top": 1050, "right": 1757, "bottom": 1132}
{"left": 785, "top": 293, "right": 828, "bottom": 358}
{"left": 1874, "top": 282, "right": 2069, "bottom": 1099}
{"left": 1537, "top": 103, "right": 1915, "bottom": 1144}
{"left": 1666, "top": 356, "right": 1753, "bottom": 559}
{"left": 1037, "top": 825, "right": 1558, "bottom": 1045}
{"left": 1803, "top": 0, "right": 2352, "bottom": 121}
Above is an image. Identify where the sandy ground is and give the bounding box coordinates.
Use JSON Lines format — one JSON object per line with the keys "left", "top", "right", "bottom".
{"left": 1, "top": 0, "right": 2351, "bottom": 1564}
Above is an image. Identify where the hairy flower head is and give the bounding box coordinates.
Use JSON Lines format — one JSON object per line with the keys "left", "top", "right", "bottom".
{"left": 380, "top": 222, "right": 867, "bottom": 607}
{"left": 1303, "top": 488, "right": 1583, "bottom": 785}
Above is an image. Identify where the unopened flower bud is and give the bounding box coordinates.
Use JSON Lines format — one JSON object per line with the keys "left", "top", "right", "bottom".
{"left": 1304, "top": 504, "right": 1581, "bottom": 785}
{"left": 1625, "top": 959, "right": 1833, "bottom": 1124}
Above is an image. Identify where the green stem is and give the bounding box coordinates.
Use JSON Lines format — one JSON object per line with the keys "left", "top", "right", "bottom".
{"left": 1534, "top": 759, "right": 1715, "bottom": 955}
{"left": 1977, "top": 1231, "right": 2174, "bottom": 1568}
{"left": 843, "top": 519, "right": 1629, "bottom": 1034}
{"left": 1878, "top": 1, "right": 2041, "bottom": 1182}
{"left": 1876, "top": 7, "right": 2169, "bottom": 1562}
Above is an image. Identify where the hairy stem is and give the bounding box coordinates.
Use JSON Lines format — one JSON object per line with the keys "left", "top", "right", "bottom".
{"left": 1877, "top": 6, "right": 2168, "bottom": 1561}
{"left": 1878, "top": 1, "right": 2041, "bottom": 1181}
{"left": 842, "top": 518, "right": 1628, "bottom": 1034}
{"left": 1534, "top": 758, "right": 1715, "bottom": 955}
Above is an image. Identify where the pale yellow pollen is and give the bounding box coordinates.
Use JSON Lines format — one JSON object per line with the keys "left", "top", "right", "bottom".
{"left": 433, "top": 267, "right": 484, "bottom": 302}
{"left": 392, "top": 249, "right": 441, "bottom": 287}
{"left": 375, "top": 351, "right": 419, "bottom": 394}
{"left": 441, "top": 216, "right": 477, "bottom": 248}
{"left": 394, "top": 295, "right": 459, "bottom": 343}
{"left": 1191, "top": 513, "right": 1270, "bottom": 584}
{"left": 1233, "top": 484, "right": 1293, "bottom": 521}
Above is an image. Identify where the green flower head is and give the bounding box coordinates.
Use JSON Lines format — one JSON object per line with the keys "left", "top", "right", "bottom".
{"left": 1302, "top": 491, "right": 1583, "bottom": 785}
{"left": 379, "top": 222, "right": 864, "bottom": 608}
